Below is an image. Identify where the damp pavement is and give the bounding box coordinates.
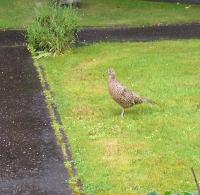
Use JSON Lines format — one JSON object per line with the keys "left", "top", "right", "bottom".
{"left": 0, "top": 31, "right": 71, "bottom": 194}
{"left": 77, "top": 23, "right": 200, "bottom": 44}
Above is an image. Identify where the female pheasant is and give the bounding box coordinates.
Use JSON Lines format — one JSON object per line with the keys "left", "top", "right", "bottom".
{"left": 108, "top": 68, "right": 155, "bottom": 117}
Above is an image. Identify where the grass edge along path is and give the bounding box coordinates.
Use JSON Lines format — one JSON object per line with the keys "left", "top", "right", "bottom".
{"left": 34, "top": 61, "right": 83, "bottom": 195}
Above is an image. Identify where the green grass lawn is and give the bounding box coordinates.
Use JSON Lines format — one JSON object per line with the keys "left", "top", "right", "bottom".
{"left": 80, "top": 0, "right": 200, "bottom": 27}
{"left": 39, "top": 40, "right": 200, "bottom": 194}
{"left": 0, "top": 0, "right": 47, "bottom": 29}
{"left": 1, "top": 0, "right": 200, "bottom": 28}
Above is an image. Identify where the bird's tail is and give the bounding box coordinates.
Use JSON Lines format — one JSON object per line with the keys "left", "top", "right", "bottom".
{"left": 142, "top": 97, "right": 157, "bottom": 105}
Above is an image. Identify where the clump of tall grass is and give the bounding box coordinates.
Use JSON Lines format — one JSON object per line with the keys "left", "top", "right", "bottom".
{"left": 27, "top": 4, "right": 79, "bottom": 54}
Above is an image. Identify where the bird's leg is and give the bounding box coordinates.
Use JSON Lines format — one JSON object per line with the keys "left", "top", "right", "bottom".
{"left": 120, "top": 108, "right": 125, "bottom": 117}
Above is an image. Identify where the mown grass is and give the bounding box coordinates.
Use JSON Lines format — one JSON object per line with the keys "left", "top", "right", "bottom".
{"left": 0, "top": 0, "right": 47, "bottom": 29}
{"left": 79, "top": 0, "right": 200, "bottom": 27}
{"left": 1, "top": 0, "right": 200, "bottom": 28}
{"left": 39, "top": 40, "right": 200, "bottom": 194}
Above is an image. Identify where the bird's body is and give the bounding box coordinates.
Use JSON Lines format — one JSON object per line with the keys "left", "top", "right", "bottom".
{"left": 108, "top": 78, "right": 143, "bottom": 108}
{"left": 108, "top": 68, "right": 155, "bottom": 117}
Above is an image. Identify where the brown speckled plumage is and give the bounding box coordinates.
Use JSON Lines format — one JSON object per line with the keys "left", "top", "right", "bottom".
{"left": 108, "top": 68, "right": 155, "bottom": 117}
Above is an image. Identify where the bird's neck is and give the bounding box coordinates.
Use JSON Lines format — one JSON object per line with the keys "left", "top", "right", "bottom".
{"left": 109, "top": 75, "right": 116, "bottom": 81}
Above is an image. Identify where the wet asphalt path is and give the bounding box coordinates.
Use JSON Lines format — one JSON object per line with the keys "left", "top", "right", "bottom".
{"left": 77, "top": 23, "right": 200, "bottom": 44}
{"left": 0, "top": 31, "right": 71, "bottom": 194}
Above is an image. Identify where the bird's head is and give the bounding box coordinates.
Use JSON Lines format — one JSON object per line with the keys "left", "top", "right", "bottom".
{"left": 108, "top": 68, "right": 116, "bottom": 80}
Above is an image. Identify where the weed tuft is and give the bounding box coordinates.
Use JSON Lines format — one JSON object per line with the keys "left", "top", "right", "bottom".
{"left": 27, "top": 3, "right": 79, "bottom": 54}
